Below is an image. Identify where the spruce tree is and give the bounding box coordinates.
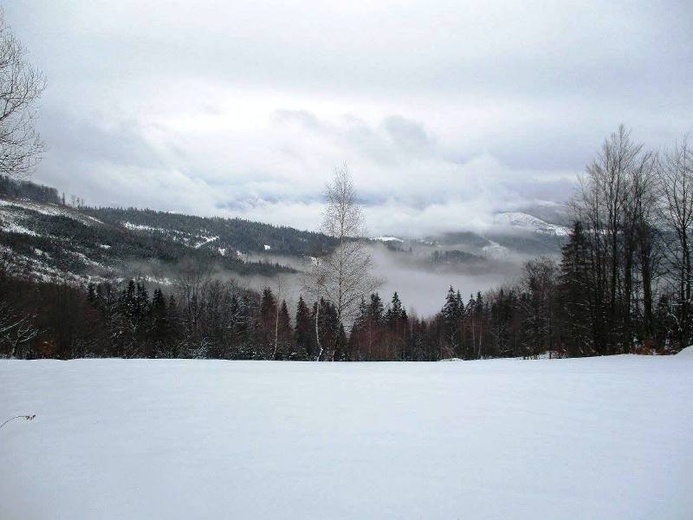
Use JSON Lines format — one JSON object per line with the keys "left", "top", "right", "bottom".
{"left": 294, "top": 296, "right": 313, "bottom": 360}
{"left": 558, "top": 221, "right": 594, "bottom": 356}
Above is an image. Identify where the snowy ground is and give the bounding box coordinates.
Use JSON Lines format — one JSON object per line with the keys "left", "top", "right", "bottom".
{"left": 1, "top": 356, "right": 692, "bottom": 520}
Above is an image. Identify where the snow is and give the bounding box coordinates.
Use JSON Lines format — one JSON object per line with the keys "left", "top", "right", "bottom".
{"left": 0, "top": 198, "right": 103, "bottom": 226}
{"left": 373, "top": 236, "right": 404, "bottom": 243}
{"left": 72, "top": 250, "right": 105, "bottom": 269}
{"left": 193, "top": 236, "right": 218, "bottom": 249}
{"left": 0, "top": 220, "right": 39, "bottom": 236}
{"left": 677, "top": 345, "right": 693, "bottom": 356}
{"left": 1, "top": 356, "right": 691, "bottom": 520}
{"left": 493, "top": 211, "right": 570, "bottom": 236}
{"left": 0, "top": 245, "right": 87, "bottom": 286}
{"left": 264, "top": 244, "right": 271, "bottom": 250}
{"left": 122, "top": 222, "right": 221, "bottom": 250}
{"left": 122, "top": 221, "right": 164, "bottom": 232}
{"left": 0, "top": 203, "right": 40, "bottom": 236}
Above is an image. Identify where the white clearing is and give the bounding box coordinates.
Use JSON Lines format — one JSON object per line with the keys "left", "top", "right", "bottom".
{"left": 1, "top": 356, "right": 691, "bottom": 520}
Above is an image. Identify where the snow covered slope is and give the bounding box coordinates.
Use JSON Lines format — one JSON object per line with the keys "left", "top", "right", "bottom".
{"left": 1, "top": 357, "right": 691, "bottom": 520}
{"left": 0, "top": 198, "right": 104, "bottom": 228}
{"left": 493, "top": 211, "right": 570, "bottom": 236}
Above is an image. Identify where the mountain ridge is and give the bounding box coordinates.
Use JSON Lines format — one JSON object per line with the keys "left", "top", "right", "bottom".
{"left": 1, "top": 177, "right": 568, "bottom": 287}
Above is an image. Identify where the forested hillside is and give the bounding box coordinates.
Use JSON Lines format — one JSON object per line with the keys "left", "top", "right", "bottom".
{"left": 0, "top": 177, "right": 340, "bottom": 285}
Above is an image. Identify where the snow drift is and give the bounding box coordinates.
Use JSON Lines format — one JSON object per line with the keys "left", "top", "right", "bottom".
{"left": 1, "top": 356, "right": 691, "bottom": 519}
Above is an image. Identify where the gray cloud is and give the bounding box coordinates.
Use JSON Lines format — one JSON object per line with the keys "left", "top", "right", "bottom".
{"left": 4, "top": 0, "right": 692, "bottom": 237}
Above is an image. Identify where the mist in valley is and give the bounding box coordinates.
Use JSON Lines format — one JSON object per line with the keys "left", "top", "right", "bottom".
{"left": 370, "top": 245, "right": 521, "bottom": 317}
{"left": 235, "top": 240, "right": 532, "bottom": 319}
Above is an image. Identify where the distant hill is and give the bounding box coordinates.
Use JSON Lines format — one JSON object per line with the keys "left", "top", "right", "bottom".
{"left": 1, "top": 176, "right": 569, "bottom": 287}
{"left": 373, "top": 210, "right": 568, "bottom": 270}
{"left": 0, "top": 176, "right": 336, "bottom": 286}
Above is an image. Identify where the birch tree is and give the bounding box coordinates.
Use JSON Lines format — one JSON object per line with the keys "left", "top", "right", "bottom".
{"left": 306, "top": 164, "right": 382, "bottom": 360}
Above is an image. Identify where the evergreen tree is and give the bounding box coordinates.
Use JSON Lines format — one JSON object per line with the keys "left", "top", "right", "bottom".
{"left": 368, "top": 293, "right": 384, "bottom": 323}
{"left": 274, "top": 300, "right": 293, "bottom": 360}
{"left": 256, "top": 287, "right": 277, "bottom": 359}
{"left": 558, "top": 221, "right": 595, "bottom": 356}
{"left": 441, "top": 286, "right": 463, "bottom": 357}
{"left": 294, "top": 296, "right": 314, "bottom": 360}
{"left": 386, "top": 292, "right": 408, "bottom": 360}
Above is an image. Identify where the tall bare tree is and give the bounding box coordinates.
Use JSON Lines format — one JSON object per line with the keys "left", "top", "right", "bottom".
{"left": 571, "top": 125, "right": 657, "bottom": 353}
{"left": 0, "top": 10, "right": 45, "bottom": 178}
{"left": 657, "top": 136, "right": 693, "bottom": 350}
{"left": 306, "top": 164, "right": 382, "bottom": 360}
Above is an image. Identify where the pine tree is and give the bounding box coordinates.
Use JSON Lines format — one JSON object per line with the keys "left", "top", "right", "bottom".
{"left": 386, "top": 292, "right": 409, "bottom": 360}
{"left": 274, "top": 300, "right": 293, "bottom": 360}
{"left": 441, "top": 286, "right": 463, "bottom": 358}
{"left": 385, "top": 291, "right": 407, "bottom": 324}
{"left": 257, "top": 287, "right": 277, "bottom": 359}
{"left": 294, "top": 296, "right": 313, "bottom": 360}
{"left": 150, "top": 288, "right": 172, "bottom": 358}
{"left": 558, "top": 221, "right": 595, "bottom": 356}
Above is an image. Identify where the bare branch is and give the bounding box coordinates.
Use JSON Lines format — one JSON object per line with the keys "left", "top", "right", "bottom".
{"left": 0, "top": 9, "right": 45, "bottom": 178}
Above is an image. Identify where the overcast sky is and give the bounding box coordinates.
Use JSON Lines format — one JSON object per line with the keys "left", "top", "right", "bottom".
{"left": 6, "top": 1, "right": 693, "bottom": 236}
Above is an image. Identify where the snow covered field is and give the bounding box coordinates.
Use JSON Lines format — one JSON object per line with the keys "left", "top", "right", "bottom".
{"left": 1, "top": 356, "right": 692, "bottom": 520}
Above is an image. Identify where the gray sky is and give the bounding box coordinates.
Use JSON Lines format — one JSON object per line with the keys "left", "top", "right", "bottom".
{"left": 6, "top": 0, "right": 693, "bottom": 236}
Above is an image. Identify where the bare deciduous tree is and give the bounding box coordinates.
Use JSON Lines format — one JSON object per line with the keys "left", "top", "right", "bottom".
{"left": 306, "top": 164, "right": 382, "bottom": 360}
{"left": 571, "top": 125, "right": 657, "bottom": 353}
{"left": 0, "top": 10, "right": 45, "bottom": 178}
{"left": 657, "top": 136, "right": 693, "bottom": 349}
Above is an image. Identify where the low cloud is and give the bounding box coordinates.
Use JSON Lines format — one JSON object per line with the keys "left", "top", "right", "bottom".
{"left": 7, "top": 0, "right": 691, "bottom": 238}
{"left": 35, "top": 105, "right": 584, "bottom": 235}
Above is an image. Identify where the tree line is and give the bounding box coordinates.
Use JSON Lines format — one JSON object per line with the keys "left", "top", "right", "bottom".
{"left": 0, "top": 260, "right": 581, "bottom": 361}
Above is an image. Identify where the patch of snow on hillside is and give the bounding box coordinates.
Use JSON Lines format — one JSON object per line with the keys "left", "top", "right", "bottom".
{"left": 141, "top": 275, "right": 174, "bottom": 286}
{"left": 123, "top": 222, "right": 165, "bottom": 233}
{"left": 493, "top": 212, "right": 570, "bottom": 236}
{"left": 72, "top": 251, "right": 105, "bottom": 269}
{"left": 2, "top": 249, "right": 88, "bottom": 286}
{"left": 0, "top": 206, "right": 39, "bottom": 236}
{"left": 1, "top": 357, "right": 691, "bottom": 520}
{"left": 1, "top": 220, "right": 39, "bottom": 236}
{"left": 194, "top": 236, "right": 218, "bottom": 249}
{"left": 373, "top": 236, "right": 404, "bottom": 243}
{"left": 0, "top": 198, "right": 103, "bottom": 226}
{"left": 122, "top": 222, "right": 218, "bottom": 250}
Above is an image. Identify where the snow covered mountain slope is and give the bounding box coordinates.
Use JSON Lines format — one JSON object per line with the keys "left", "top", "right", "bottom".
{"left": 0, "top": 198, "right": 104, "bottom": 228}
{"left": 0, "top": 189, "right": 334, "bottom": 283}
{"left": 1, "top": 356, "right": 691, "bottom": 520}
{"left": 492, "top": 211, "right": 570, "bottom": 236}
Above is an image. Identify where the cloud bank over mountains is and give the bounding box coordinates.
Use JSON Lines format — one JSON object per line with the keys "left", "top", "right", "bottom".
{"left": 6, "top": 0, "right": 692, "bottom": 236}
